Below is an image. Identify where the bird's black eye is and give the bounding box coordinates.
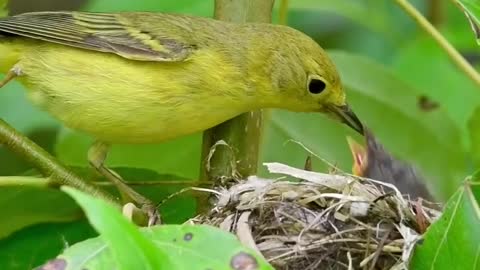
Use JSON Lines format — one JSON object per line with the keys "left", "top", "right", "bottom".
{"left": 308, "top": 79, "right": 327, "bottom": 94}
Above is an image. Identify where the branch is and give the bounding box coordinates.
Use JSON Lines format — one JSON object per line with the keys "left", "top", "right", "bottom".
{"left": 0, "top": 119, "right": 117, "bottom": 204}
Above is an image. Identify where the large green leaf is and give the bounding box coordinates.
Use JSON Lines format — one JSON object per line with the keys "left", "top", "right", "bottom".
{"left": 392, "top": 37, "right": 480, "bottom": 142}
{"left": 85, "top": 167, "right": 197, "bottom": 224}
{"left": 0, "top": 177, "right": 82, "bottom": 239}
{"left": 0, "top": 221, "right": 96, "bottom": 270}
{"left": 46, "top": 224, "right": 274, "bottom": 270}
{"left": 68, "top": 166, "right": 198, "bottom": 224}
{"left": 83, "top": 0, "right": 213, "bottom": 17}
{"left": 55, "top": 130, "right": 201, "bottom": 179}
{"left": 0, "top": 167, "right": 196, "bottom": 240}
{"left": 0, "top": 83, "right": 59, "bottom": 175}
{"left": 410, "top": 178, "right": 480, "bottom": 269}
{"left": 260, "top": 110, "right": 353, "bottom": 175}
{"left": 455, "top": 0, "right": 480, "bottom": 44}
{"left": 468, "top": 107, "right": 480, "bottom": 165}
{"left": 42, "top": 188, "right": 272, "bottom": 270}
{"left": 0, "top": 82, "right": 57, "bottom": 139}
{"left": 55, "top": 136, "right": 200, "bottom": 224}
{"left": 281, "top": 0, "right": 389, "bottom": 35}
{"left": 62, "top": 187, "right": 172, "bottom": 270}
{"left": 262, "top": 51, "right": 467, "bottom": 199}
{"left": 0, "top": 0, "right": 7, "bottom": 17}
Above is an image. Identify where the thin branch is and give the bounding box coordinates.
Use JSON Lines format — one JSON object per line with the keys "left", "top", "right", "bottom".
{"left": 394, "top": 0, "right": 480, "bottom": 88}
{"left": 0, "top": 119, "right": 118, "bottom": 204}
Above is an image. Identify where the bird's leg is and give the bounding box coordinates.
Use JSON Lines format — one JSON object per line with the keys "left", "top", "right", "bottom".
{"left": 88, "top": 141, "right": 161, "bottom": 225}
{"left": 0, "top": 65, "right": 23, "bottom": 88}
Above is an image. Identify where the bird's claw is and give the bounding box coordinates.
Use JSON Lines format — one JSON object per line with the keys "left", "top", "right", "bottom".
{"left": 143, "top": 204, "right": 162, "bottom": 226}
{"left": 122, "top": 202, "right": 161, "bottom": 226}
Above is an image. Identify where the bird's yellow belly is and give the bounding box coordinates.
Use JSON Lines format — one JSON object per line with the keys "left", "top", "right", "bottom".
{"left": 12, "top": 43, "right": 251, "bottom": 143}
{"left": 30, "top": 88, "right": 246, "bottom": 144}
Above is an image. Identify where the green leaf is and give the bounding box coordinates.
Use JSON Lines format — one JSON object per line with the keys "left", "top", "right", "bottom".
{"left": 468, "top": 107, "right": 480, "bottom": 166}
{"left": 41, "top": 224, "right": 273, "bottom": 270}
{"left": 262, "top": 51, "right": 467, "bottom": 199}
{"left": 145, "top": 225, "right": 274, "bottom": 270}
{"left": 337, "top": 51, "right": 467, "bottom": 197}
{"left": 55, "top": 129, "right": 201, "bottom": 179}
{"left": 0, "top": 166, "right": 196, "bottom": 240}
{"left": 70, "top": 166, "right": 197, "bottom": 224}
{"left": 282, "top": 0, "right": 390, "bottom": 35}
{"left": 410, "top": 180, "right": 480, "bottom": 269}
{"left": 83, "top": 0, "right": 213, "bottom": 17}
{"left": 0, "top": 82, "right": 59, "bottom": 176}
{"left": 0, "top": 221, "right": 96, "bottom": 270}
{"left": 62, "top": 187, "right": 172, "bottom": 270}
{"left": 0, "top": 82, "right": 58, "bottom": 138}
{"left": 0, "top": 177, "right": 82, "bottom": 239}
{"left": 0, "top": 0, "right": 7, "bottom": 17}
{"left": 456, "top": 0, "right": 480, "bottom": 45}
{"left": 392, "top": 37, "right": 480, "bottom": 139}
{"left": 261, "top": 110, "right": 353, "bottom": 175}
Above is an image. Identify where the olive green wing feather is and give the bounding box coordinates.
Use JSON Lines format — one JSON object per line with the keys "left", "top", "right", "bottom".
{"left": 0, "top": 11, "right": 195, "bottom": 61}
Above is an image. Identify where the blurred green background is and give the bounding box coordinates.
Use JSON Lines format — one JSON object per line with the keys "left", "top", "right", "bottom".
{"left": 0, "top": 0, "right": 479, "bottom": 268}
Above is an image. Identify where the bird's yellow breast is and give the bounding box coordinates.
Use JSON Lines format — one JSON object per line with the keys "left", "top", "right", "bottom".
{"left": 7, "top": 41, "right": 255, "bottom": 143}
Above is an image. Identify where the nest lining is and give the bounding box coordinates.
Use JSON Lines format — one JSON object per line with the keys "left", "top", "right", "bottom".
{"left": 191, "top": 162, "right": 441, "bottom": 270}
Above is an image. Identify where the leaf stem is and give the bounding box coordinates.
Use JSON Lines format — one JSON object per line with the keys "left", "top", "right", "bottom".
{"left": 0, "top": 119, "right": 118, "bottom": 204}
{"left": 394, "top": 0, "right": 480, "bottom": 88}
{"left": 0, "top": 176, "right": 50, "bottom": 188}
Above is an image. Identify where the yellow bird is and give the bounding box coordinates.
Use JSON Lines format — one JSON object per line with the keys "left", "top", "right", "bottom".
{"left": 0, "top": 11, "right": 363, "bottom": 216}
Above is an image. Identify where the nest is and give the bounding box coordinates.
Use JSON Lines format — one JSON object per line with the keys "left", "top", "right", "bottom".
{"left": 190, "top": 162, "right": 441, "bottom": 270}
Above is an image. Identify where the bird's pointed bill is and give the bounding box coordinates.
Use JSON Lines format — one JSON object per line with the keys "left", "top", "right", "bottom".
{"left": 327, "top": 104, "right": 364, "bottom": 135}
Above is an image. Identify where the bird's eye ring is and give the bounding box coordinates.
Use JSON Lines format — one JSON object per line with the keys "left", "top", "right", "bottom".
{"left": 308, "top": 79, "right": 326, "bottom": 94}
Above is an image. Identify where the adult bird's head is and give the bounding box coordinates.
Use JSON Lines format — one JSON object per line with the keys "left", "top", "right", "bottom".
{"left": 260, "top": 24, "right": 364, "bottom": 135}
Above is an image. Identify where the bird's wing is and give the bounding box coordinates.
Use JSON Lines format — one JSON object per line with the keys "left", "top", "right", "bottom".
{"left": 0, "top": 11, "right": 196, "bottom": 62}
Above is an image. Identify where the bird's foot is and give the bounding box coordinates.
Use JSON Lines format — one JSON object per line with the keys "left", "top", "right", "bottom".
{"left": 123, "top": 202, "right": 162, "bottom": 226}
{"left": 88, "top": 141, "right": 161, "bottom": 226}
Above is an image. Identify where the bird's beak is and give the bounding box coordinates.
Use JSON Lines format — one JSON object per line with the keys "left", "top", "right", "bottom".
{"left": 327, "top": 104, "right": 364, "bottom": 135}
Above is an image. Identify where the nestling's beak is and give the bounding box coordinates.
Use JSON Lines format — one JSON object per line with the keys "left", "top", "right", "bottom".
{"left": 327, "top": 104, "right": 364, "bottom": 135}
